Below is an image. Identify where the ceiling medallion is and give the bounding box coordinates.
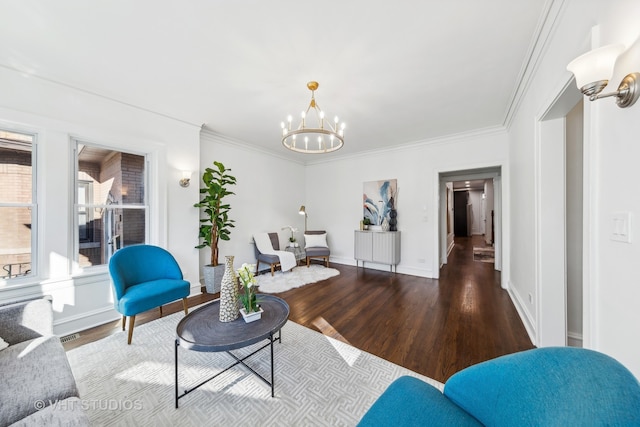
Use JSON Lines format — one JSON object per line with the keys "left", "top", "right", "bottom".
{"left": 281, "top": 81, "right": 345, "bottom": 154}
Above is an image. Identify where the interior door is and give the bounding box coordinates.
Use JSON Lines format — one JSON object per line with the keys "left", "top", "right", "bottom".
{"left": 454, "top": 191, "right": 468, "bottom": 236}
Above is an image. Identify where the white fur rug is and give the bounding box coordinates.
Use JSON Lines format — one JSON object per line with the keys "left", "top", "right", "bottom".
{"left": 256, "top": 265, "right": 340, "bottom": 293}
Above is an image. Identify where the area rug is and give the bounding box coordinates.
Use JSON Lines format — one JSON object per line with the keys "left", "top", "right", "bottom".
{"left": 66, "top": 310, "right": 441, "bottom": 426}
{"left": 256, "top": 264, "right": 340, "bottom": 293}
{"left": 473, "top": 246, "right": 495, "bottom": 263}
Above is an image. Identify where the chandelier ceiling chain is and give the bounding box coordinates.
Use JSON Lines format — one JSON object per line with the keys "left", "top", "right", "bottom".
{"left": 281, "top": 81, "right": 345, "bottom": 154}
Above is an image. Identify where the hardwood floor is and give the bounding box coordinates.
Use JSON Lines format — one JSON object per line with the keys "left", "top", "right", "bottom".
{"left": 64, "top": 235, "right": 533, "bottom": 384}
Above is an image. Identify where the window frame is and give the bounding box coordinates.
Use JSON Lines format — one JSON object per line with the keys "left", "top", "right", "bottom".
{"left": 0, "top": 128, "right": 38, "bottom": 283}
{"left": 71, "top": 138, "right": 150, "bottom": 271}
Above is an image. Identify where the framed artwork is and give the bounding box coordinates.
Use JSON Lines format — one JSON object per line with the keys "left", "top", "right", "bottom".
{"left": 363, "top": 179, "right": 397, "bottom": 229}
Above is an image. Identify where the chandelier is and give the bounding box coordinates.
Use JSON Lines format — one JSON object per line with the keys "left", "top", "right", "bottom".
{"left": 281, "top": 81, "right": 345, "bottom": 154}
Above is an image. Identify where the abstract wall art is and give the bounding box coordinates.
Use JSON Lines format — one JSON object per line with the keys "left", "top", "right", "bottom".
{"left": 363, "top": 179, "right": 398, "bottom": 231}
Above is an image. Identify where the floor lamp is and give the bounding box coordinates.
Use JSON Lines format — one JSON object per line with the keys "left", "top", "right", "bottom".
{"left": 299, "top": 205, "right": 308, "bottom": 232}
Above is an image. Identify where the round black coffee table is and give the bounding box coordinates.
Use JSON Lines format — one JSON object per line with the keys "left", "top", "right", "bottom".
{"left": 174, "top": 294, "right": 289, "bottom": 408}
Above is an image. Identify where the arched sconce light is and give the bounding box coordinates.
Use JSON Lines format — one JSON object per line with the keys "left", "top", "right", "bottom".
{"left": 567, "top": 44, "right": 640, "bottom": 108}
{"left": 179, "top": 171, "right": 192, "bottom": 187}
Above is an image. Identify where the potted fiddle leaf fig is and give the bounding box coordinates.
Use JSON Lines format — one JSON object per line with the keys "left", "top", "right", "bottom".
{"left": 194, "top": 161, "right": 237, "bottom": 293}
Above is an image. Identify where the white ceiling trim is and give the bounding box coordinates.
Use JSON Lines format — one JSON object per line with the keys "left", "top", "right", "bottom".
{"left": 304, "top": 125, "right": 508, "bottom": 167}
{"left": 201, "top": 127, "right": 306, "bottom": 166}
{"left": 503, "top": 0, "right": 568, "bottom": 129}
{"left": 0, "top": 63, "right": 202, "bottom": 129}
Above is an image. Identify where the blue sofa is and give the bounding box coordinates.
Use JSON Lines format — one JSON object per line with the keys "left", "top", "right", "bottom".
{"left": 358, "top": 347, "right": 640, "bottom": 426}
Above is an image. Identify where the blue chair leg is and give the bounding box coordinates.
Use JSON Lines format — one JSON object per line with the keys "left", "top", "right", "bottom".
{"left": 127, "top": 315, "right": 135, "bottom": 345}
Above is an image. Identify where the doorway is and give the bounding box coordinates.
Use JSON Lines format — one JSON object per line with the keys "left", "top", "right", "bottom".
{"left": 565, "top": 100, "right": 583, "bottom": 347}
{"left": 536, "top": 77, "right": 584, "bottom": 348}
{"left": 438, "top": 167, "right": 503, "bottom": 281}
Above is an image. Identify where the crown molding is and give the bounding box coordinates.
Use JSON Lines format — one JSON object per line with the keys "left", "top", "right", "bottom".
{"left": 303, "top": 125, "right": 508, "bottom": 166}
{"left": 503, "top": 0, "right": 568, "bottom": 129}
{"left": 200, "top": 126, "right": 306, "bottom": 166}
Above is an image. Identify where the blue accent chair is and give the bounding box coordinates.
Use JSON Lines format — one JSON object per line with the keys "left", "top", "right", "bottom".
{"left": 358, "top": 347, "right": 640, "bottom": 426}
{"left": 108, "top": 245, "right": 190, "bottom": 344}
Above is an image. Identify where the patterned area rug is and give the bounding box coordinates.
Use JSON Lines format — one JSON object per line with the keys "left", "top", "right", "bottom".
{"left": 473, "top": 246, "right": 495, "bottom": 263}
{"left": 256, "top": 265, "right": 340, "bottom": 293}
{"left": 67, "top": 310, "right": 441, "bottom": 426}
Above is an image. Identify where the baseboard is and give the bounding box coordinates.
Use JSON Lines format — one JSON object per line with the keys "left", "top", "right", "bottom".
{"left": 567, "top": 331, "right": 583, "bottom": 347}
{"left": 507, "top": 281, "right": 537, "bottom": 346}
{"left": 329, "top": 256, "right": 355, "bottom": 267}
{"left": 397, "top": 265, "right": 433, "bottom": 278}
{"left": 330, "top": 258, "right": 433, "bottom": 278}
{"left": 190, "top": 282, "right": 203, "bottom": 296}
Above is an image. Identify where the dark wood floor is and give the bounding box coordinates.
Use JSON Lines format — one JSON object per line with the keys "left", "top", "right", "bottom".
{"left": 64, "top": 235, "right": 533, "bottom": 383}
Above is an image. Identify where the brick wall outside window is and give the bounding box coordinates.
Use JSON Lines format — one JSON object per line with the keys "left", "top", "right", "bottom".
{"left": 77, "top": 146, "right": 146, "bottom": 268}
{"left": 0, "top": 143, "right": 33, "bottom": 279}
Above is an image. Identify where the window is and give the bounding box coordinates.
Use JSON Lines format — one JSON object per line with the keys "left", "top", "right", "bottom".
{"left": 74, "top": 142, "right": 147, "bottom": 268}
{"left": 0, "top": 130, "right": 36, "bottom": 280}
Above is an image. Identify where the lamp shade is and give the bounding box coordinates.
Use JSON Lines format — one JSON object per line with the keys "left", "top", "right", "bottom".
{"left": 299, "top": 205, "right": 306, "bottom": 215}
{"left": 567, "top": 44, "right": 625, "bottom": 90}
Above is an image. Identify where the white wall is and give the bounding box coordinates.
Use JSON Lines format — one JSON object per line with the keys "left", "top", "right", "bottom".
{"left": 508, "top": 0, "right": 640, "bottom": 377}
{"left": 305, "top": 128, "right": 508, "bottom": 278}
{"left": 593, "top": 2, "right": 640, "bottom": 377}
{"left": 0, "top": 67, "right": 201, "bottom": 335}
{"left": 198, "top": 130, "right": 306, "bottom": 273}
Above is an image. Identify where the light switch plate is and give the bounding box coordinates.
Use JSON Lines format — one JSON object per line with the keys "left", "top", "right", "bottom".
{"left": 611, "top": 212, "right": 631, "bottom": 243}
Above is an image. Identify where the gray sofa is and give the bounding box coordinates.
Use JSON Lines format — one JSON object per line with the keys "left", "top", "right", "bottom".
{"left": 0, "top": 296, "right": 89, "bottom": 426}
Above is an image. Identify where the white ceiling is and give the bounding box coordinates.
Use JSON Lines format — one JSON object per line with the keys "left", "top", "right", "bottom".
{"left": 0, "top": 0, "right": 552, "bottom": 163}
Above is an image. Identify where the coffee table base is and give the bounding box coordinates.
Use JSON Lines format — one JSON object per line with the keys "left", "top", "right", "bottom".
{"left": 175, "top": 330, "right": 282, "bottom": 408}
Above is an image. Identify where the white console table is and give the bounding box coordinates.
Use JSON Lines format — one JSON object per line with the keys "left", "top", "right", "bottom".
{"left": 354, "top": 230, "right": 401, "bottom": 272}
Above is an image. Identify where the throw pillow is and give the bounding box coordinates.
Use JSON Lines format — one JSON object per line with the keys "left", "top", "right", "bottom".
{"left": 0, "top": 336, "right": 9, "bottom": 351}
{"left": 305, "top": 233, "right": 328, "bottom": 248}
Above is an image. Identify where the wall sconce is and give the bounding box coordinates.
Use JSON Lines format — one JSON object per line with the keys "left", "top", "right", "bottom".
{"left": 299, "top": 205, "right": 308, "bottom": 231}
{"left": 567, "top": 44, "right": 640, "bottom": 108}
{"left": 179, "top": 170, "right": 191, "bottom": 187}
